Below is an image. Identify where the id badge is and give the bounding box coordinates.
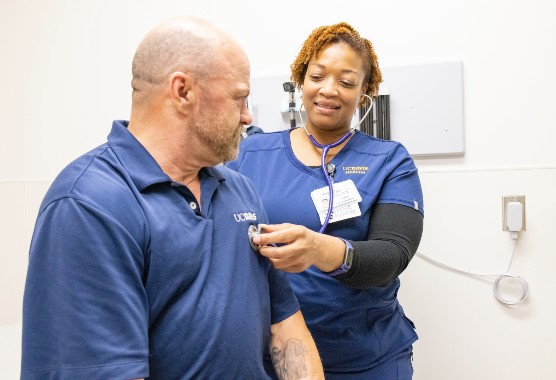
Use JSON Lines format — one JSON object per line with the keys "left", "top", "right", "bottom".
{"left": 311, "top": 180, "right": 362, "bottom": 225}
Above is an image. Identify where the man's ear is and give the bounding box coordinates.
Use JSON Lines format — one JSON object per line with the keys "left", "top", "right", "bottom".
{"left": 169, "top": 71, "right": 195, "bottom": 113}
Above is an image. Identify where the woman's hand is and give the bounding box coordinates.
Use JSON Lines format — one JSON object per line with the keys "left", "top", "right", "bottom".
{"left": 252, "top": 223, "right": 346, "bottom": 273}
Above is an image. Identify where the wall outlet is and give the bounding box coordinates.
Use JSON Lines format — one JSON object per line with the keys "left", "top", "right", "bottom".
{"left": 502, "top": 195, "right": 526, "bottom": 231}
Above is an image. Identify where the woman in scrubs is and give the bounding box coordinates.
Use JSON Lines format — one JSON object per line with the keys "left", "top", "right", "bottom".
{"left": 228, "top": 22, "right": 424, "bottom": 379}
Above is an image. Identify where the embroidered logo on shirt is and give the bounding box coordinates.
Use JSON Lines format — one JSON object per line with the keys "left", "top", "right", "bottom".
{"left": 342, "top": 166, "right": 368, "bottom": 175}
{"left": 233, "top": 212, "right": 257, "bottom": 222}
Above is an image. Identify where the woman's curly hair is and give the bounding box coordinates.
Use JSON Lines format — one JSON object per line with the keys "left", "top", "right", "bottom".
{"left": 290, "top": 22, "right": 382, "bottom": 100}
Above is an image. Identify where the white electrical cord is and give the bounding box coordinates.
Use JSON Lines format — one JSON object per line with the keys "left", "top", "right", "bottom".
{"left": 416, "top": 238, "right": 529, "bottom": 305}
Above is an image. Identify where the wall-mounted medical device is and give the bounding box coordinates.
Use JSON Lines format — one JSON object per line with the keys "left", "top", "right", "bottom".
{"left": 358, "top": 95, "right": 390, "bottom": 140}
{"left": 282, "top": 82, "right": 297, "bottom": 129}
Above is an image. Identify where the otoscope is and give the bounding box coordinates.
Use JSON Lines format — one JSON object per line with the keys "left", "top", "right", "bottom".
{"left": 283, "top": 82, "right": 296, "bottom": 129}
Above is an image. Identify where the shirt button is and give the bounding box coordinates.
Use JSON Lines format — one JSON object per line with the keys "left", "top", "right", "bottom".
{"left": 189, "top": 202, "right": 197, "bottom": 210}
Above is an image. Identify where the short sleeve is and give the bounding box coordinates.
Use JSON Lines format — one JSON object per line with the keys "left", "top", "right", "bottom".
{"left": 268, "top": 268, "right": 300, "bottom": 325}
{"left": 378, "top": 143, "right": 424, "bottom": 215}
{"left": 21, "top": 197, "right": 149, "bottom": 379}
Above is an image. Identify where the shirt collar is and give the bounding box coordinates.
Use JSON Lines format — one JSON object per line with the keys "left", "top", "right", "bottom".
{"left": 107, "top": 120, "right": 224, "bottom": 191}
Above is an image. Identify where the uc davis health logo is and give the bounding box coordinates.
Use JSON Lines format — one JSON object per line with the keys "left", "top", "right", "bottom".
{"left": 233, "top": 212, "right": 257, "bottom": 222}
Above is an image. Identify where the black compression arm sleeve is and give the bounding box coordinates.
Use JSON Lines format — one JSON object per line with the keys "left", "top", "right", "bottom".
{"left": 333, "top": 203, "right": 423, "bottom": 289}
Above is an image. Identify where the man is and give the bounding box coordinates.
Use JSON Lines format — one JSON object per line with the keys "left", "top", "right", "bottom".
{"left": 21, "top": 16, "right": 323, "bottom": 379}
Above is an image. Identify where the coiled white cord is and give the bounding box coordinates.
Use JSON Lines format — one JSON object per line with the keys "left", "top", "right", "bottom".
{"left": 416, "top": 239, "right": 529, "bottom": 305}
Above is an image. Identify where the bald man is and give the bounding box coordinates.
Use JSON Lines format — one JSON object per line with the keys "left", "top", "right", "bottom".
{"left": 21, "top": 17, "right": 323, "bottom": 380}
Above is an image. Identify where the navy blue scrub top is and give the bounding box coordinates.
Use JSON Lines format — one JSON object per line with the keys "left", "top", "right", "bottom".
{"left": 228, "top": 129, "right": 423, "bottom": 372}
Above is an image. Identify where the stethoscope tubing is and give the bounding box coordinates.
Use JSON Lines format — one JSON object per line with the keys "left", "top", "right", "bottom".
{"left": 308, "top": 131, "right": 353, "bottom": 233}
{"left": 298, "top": 94, "right": 373, "bottom": 233}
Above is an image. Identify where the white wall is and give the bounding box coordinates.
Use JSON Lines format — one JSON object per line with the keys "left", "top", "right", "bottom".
{"left": 1, "top": 0, "right": 555, "bottom": 378}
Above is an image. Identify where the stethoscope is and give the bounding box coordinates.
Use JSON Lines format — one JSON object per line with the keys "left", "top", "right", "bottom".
{"left": 248, "top": 93, "right": 374, "bottom": 250}
{"left": 299, "top": 93, "right": 374, "bottom": 233}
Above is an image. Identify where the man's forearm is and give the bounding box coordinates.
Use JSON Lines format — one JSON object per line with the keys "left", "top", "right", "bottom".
{"left": 270, "top": 310, "right": 324, "bottom": 379}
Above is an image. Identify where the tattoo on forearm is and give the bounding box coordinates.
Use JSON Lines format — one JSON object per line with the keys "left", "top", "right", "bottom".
{"left": 271, "top": 338, "right": 308, "bottom": 380}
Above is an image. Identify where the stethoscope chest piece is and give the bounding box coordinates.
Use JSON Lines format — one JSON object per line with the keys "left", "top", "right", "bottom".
{"left": 325, "top": 163, "right": 336, "bottom": 178}
{"left": 248, "top": 224, "right": 261, "bottom": 251}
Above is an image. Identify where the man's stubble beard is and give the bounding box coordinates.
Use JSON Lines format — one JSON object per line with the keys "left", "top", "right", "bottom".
{"left": 193, "top": 114, "right": 244, "bottom": 163}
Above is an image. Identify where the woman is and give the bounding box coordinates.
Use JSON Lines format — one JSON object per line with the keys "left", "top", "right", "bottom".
{"left": 228, "top": 22, "right": 423, "bottom": 379}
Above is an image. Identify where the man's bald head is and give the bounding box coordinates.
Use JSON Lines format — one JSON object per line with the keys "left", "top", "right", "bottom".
{"left": 131, "top": 16, "right": 241, "bottom": 104}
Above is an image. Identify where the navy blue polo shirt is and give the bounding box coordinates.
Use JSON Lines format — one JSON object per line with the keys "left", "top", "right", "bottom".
{"left": 227, "top": 129, "right": 423, "bottom": 373}
{"left": 21, "top": 120, "right": 299, "bottom": 379}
